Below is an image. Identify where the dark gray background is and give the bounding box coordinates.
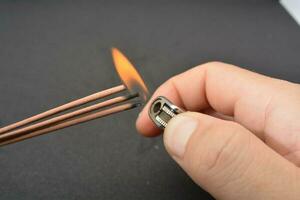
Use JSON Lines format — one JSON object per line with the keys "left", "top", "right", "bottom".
{"left": 0, "top": 0, "right": 299, "bottom": 199}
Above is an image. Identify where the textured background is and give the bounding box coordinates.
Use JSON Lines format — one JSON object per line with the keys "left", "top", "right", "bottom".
{"left": 0, "top": 1, "right": 299, "bottom": 199}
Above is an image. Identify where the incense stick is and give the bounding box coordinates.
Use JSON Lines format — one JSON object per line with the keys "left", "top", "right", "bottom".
{"left": 0, "top": 94, "right": 138, "bottom": 142}
{"left": 0, "top": 85, "right": 126, "bottom": 134}
{"left": 0, "top": 102, "right": 140, "bottom": 146}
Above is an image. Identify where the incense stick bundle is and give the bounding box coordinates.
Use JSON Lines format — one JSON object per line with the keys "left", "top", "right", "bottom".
{"left": 0, "top": 84, "right": 140, "bottom": 146}
{"left": 0, "top": 85, "right": 126, "bottom": 134}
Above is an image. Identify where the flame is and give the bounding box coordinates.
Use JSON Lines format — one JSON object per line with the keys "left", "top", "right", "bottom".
{"left": 111, "top": 47, "right": 149, "bottom": 101}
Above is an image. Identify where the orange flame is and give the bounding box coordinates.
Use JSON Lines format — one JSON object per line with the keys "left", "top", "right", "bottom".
{"left": 111, "top": 48, "right": 149, "bottom": 101}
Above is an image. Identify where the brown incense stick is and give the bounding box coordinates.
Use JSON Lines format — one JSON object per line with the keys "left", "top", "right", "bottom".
{"left": 0, "top": 102, "right": 140, "bottom": 146}
{"left": 0, "top": 85, "right": 126, "bottom": 134}
{"left": 0, "top": 94, "right": 138, "bottom": 141}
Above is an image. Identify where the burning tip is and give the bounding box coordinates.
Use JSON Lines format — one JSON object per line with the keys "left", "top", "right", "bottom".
{"left": 111, "top": 47, "right": 149, "bottom": 102}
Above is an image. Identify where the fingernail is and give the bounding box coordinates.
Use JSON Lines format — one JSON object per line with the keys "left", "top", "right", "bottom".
{"left": 164, "top": 114, "right": 198, "bottom": 158}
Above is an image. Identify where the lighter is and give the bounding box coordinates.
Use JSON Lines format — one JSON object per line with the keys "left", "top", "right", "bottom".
{"left": 149, "top": 96, "right": 184, "bottom": 129}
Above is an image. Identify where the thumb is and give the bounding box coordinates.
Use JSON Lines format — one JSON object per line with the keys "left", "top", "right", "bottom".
{"left": 163, "top": 112, "right": 300, "bottom": 200}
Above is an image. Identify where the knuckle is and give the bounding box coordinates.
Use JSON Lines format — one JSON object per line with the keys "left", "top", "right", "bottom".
{"left": 275, "top": 78, "right": 295, "bottom": 86}
{"left": 199, "top": 61, "right": 228, "bottom": 70}
{"left": 167, "top": 76, "right": 178, "bottom": 85}
{"left": 163, "top": 76, "right": 180, "bottom": 89}
{"left": 272, "top": 79, "right": 298, "bottom": 90}
{"left": 284, "top": 81, "right": 300, "bottom": 94}
{"left": 270, "top": 79, "right": 300, "bottom": 101}
{"left": 195, "top": 61, "right": 234, "bottom": 78}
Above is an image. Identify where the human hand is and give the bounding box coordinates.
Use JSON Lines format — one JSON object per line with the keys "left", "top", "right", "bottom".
{"left": 136, "top": 62, "right": 300, "bottom": 200}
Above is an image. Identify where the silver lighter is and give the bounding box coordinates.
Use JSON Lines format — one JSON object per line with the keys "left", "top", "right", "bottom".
{"left": 149, "top": 96, "right": 184, "bottom": 129}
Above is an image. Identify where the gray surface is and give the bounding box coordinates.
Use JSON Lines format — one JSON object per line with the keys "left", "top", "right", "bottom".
{"left": 0, "top": 1, "right": 299, "bottom": 199}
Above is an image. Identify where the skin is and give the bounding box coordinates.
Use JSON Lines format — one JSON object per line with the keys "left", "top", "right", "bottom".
{"left": 136, "top": 62, "right": 300, "bottom": 200}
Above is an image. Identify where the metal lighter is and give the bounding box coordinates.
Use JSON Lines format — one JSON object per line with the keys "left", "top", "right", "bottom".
{"left": 149, "top": 96, "right": 184, "bottom": 129}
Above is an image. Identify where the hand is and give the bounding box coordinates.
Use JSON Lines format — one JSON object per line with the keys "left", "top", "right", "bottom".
{"left": 136, "top": 62, "right": 300, "bottom": 200}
